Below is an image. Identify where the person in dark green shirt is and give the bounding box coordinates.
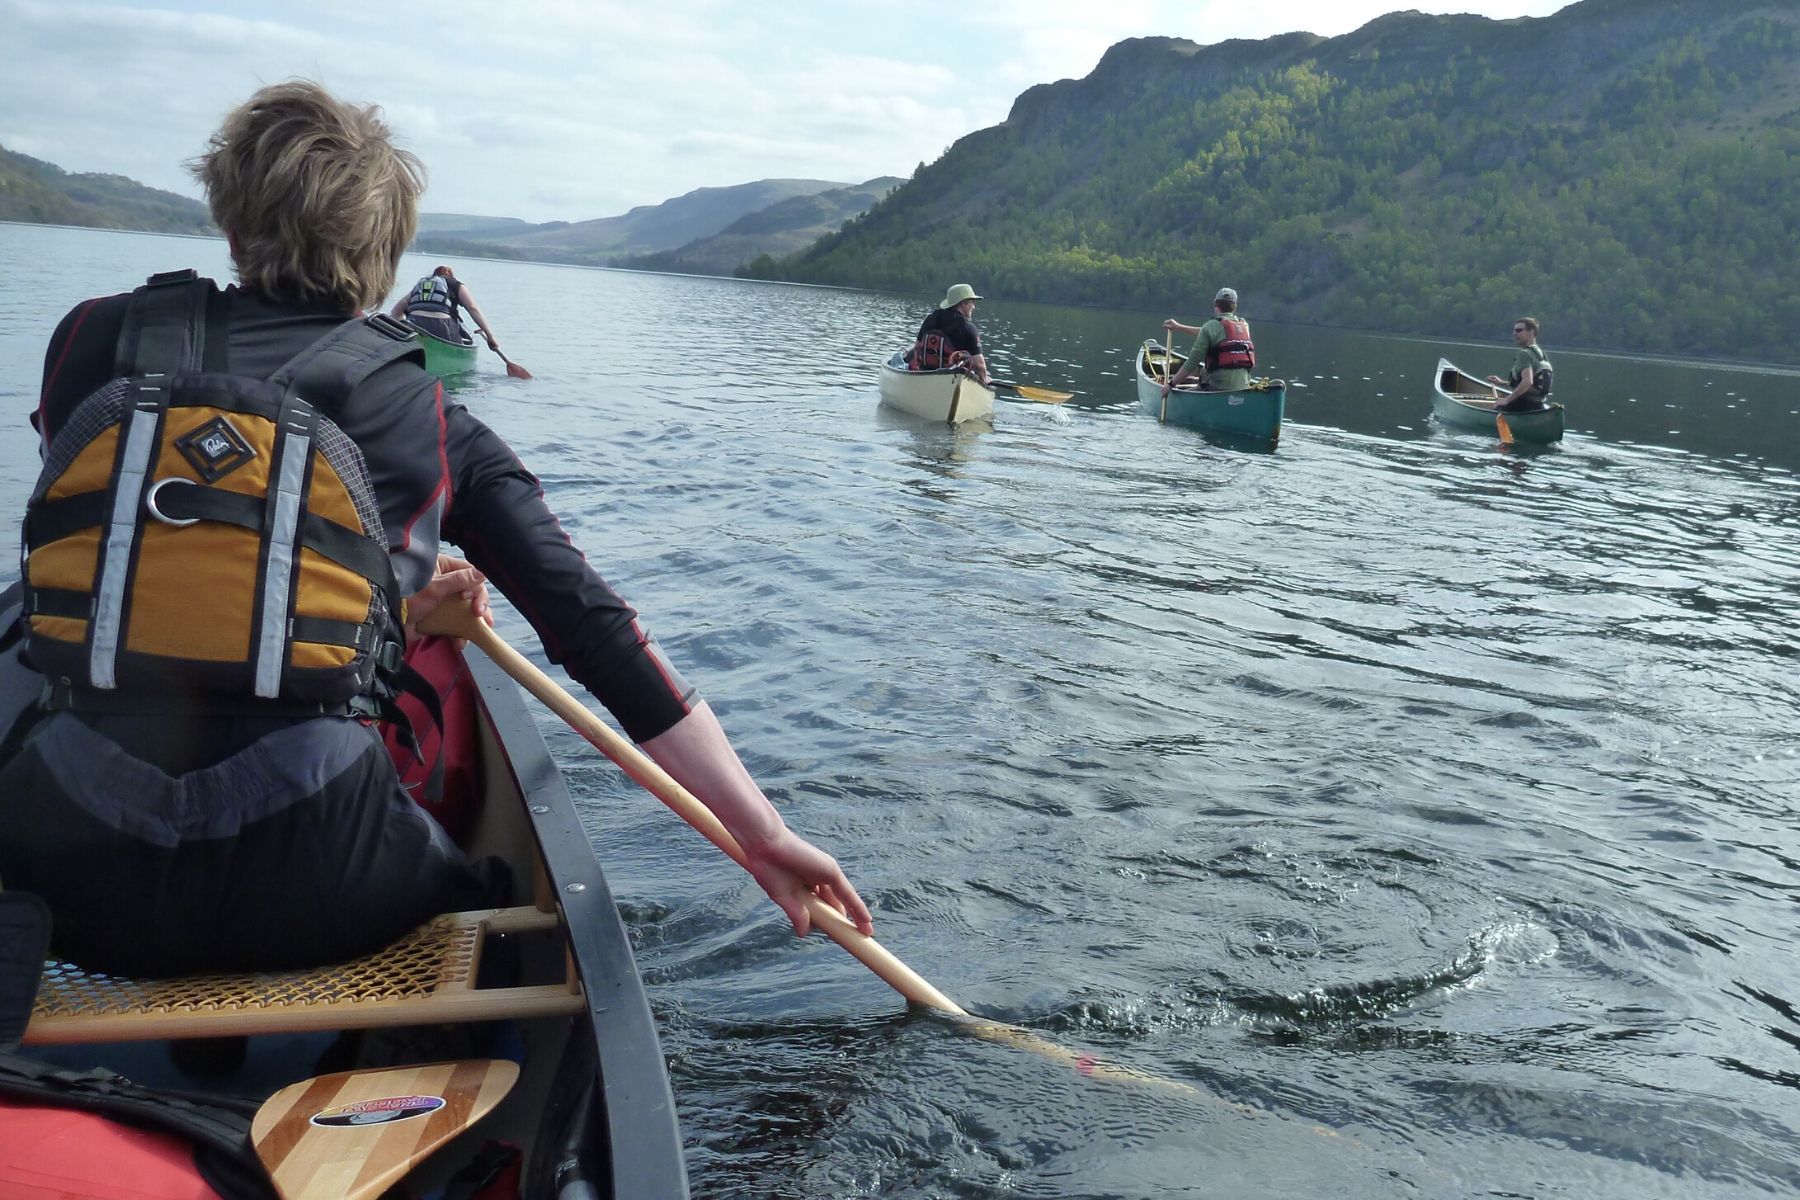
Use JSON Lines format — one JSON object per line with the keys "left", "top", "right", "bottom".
{"left": 1162, "top": 287, "right": 1256, "bottom": 393}
{"left": 1486, "top": 317, "right": 1554, "bottom": 411}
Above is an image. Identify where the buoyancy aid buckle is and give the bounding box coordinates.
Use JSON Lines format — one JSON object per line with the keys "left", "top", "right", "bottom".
{"left": 365, "top": 311, "right": 421, "bottom": 342}
{"left": 141, "top": 268, "right": 200, "bottom": 290}
{"left": 143, "top": 477, "right": 200, "bottom": 527}
{"left": 377, "top": 638, "right": 406, "bottom": 674}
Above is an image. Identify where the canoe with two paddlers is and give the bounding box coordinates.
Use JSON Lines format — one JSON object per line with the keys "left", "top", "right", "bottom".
{"left": 878, "top": 349, "right": 996, "bottom": 424}
{"left": 1432, "top": 357, "right": 1565, "bottom": 444}
{"left": 0, "top": 583, "right": 689, "bottom": 1200}
{"left": 1133, "top": 339, "right": 1286, "bottom": 443}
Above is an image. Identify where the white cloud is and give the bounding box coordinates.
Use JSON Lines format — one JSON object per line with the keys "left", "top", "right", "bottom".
{"left": 1, "top": 0, "right": 1570, "bottom": 222}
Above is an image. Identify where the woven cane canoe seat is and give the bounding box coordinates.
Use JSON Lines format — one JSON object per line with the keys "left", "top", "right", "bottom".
{"left": 23, "top": 906, "right": 585, "bottom": 1045}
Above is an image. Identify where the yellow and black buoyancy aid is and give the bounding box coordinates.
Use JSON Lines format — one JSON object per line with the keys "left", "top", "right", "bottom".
{"left": 19, "top": 271, "right": 425, "bottom": 709}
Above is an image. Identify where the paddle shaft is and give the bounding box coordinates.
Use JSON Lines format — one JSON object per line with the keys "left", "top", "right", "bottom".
{"left": 1159, "top": 333, "right": 1170, "bottom": 422}
{"left": 431, "top": 610, "right": 967, "bottom": 1016}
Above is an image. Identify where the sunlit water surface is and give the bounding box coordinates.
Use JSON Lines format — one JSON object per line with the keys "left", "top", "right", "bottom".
{"left": 3, "top": 224, "right": 1798, "bottom": 1198}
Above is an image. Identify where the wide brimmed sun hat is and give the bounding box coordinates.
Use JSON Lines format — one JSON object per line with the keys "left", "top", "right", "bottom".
{"left": 940, "top": 283, "right": 983, "bottom": 308}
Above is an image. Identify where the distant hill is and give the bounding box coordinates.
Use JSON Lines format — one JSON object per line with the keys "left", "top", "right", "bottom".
{"left": 618, "top": 177, "right": 904, "bottom": 276}
{"left": 415, "top": 212, "right": 536, "bottom": 238}
{"left": 0, "top": 145, "right": 213, "bottom": 234}
{"left": 746, "top": 0, "right": 1800, "bottom": 364}
{"left": 0, "top": 144, "right": 872, "bottom": 278}
{"left": 414, "top": 178, "right": 851, "bottom": 266}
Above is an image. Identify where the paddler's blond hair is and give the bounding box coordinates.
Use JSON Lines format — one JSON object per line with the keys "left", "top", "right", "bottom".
{"left": 192, "top": 80, "right": 423, "bottom": 313}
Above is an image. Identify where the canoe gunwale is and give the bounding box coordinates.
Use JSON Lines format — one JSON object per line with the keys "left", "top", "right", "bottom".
{"left": 413, "top": 323, "right": 479, "bottom": 351}
{"left": 468, "top": 651, "right": 690, "bottom": 1199}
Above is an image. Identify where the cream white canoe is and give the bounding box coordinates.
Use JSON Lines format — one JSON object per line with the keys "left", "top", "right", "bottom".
{"left": 878, "top": 350, "right": 995, "bottom": 424}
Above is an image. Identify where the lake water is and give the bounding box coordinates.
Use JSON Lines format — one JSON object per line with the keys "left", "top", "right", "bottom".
{"left": 3, "top": 223, "right": 1798, "bottom": 1199}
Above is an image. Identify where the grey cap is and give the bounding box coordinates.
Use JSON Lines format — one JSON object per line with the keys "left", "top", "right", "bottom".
{"left": 940, "top": 283, "right": 983, "bottom": 308}
{"left": 1214, "top": 287, "right": 1237, "bottom": 304}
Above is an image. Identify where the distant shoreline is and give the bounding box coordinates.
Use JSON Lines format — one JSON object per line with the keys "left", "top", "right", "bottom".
{"left": 7, "top": 221, "right": 1797, "bottom": 378}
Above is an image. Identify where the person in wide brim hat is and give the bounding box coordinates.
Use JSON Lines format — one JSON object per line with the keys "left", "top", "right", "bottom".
{"left": 907, "top": 283, "right": 990, "bottom": 383}
{"left": 939, "top": 283, "right": 983, "bottom": 309}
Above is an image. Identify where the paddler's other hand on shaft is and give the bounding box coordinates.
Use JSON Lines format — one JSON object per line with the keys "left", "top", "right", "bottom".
{"left": 741, "top": 828, "right": 874, "bottom": 939}
{"left": 405, "top": 553, "right": 492, "bottom": 641}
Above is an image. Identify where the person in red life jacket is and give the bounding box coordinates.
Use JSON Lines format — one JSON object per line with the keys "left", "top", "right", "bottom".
{"left": 391, "top": 264, "right": 502, "bottom": 352}
{"left": 1485, "top": 316, "right": 1555, "bottom": 411}
{"left": 908, "top": 283, "right": 991, "bottom": 384}
{"left": 0, "top": 80, "right": 872, "bottom": 978}
{"left": 1162, "top": 287, "right": 1257, "bottom": 394}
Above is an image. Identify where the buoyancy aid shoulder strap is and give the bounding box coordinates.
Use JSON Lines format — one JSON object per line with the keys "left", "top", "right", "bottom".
{"left": 0, "top": 893, "right": 51, "bottom": 1050}
{"left": 0, "top": 583, "right": 43, "bottom": 761}
{"left": 113, "top": 271, "right": 225, "bottom": 379}
{"left": 267, "top": 313, "right": 425, "bottom": 403}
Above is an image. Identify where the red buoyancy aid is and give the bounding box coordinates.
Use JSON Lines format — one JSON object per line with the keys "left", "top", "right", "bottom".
{"left": 379, "top": 633, "right": 483, "bottom": 844}
{"left": 1207, "top": 315, "right": 1256, "bottom": 372}
{"left": 910, "top": 331, "right": 970, "bottom": 372}
{"left": 0, "top": 1101, "right": 225, "bottom": 1199}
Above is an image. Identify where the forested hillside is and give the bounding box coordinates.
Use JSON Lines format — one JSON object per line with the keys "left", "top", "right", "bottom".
{"left": 746, "top": 0, "right": 1800, "bottom": 363}
{"left": 0, "top": 145, "right": 213, "bottom": 234}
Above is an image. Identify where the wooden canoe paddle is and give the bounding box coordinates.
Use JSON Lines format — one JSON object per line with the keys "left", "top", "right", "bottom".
{"left": 1481, "top": 380, "right": 1515, "bottom": 445}
{"left": 252, "top": 1059, "right": 518, "bottom": 1200}
{"left": 491, "top": 345, "right": 532, "bottom": 379}
{"left": 416, "top": 601, "right": 1196, "bottom": 1096}
{"left": 989, "top": 378, "right": 1073, "bottom": 404}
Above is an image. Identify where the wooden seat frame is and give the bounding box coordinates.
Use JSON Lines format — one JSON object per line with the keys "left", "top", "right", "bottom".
{"left": 23, "top": 905, "right": 584, "bottom": 1046}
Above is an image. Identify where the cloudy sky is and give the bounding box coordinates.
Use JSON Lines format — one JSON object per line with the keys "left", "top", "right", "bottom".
{"left": 4, "top": 0, "right": 1568, "bottom": 224}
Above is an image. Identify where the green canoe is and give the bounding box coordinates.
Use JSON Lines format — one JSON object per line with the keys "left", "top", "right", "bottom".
{"left": 414, "top": 324, "right": 479, "bottom": 376}
{"left": 1432, "top": 358, "right": 1565, "bottom": 443}
{"left": 1135, "top": 340, "right": 1286, "bottom": 443}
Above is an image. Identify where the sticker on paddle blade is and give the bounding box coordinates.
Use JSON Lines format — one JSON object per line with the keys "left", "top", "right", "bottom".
{"left": 311, "top": 1094, "right": 446, "bottom": 1127}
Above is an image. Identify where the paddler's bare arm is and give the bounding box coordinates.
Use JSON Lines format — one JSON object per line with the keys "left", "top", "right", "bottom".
{"left": 640, "top": 704, "right": 875, "bottom": 938}
{"left": 455, "top": 283, "right": 501, "bottom": 351}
